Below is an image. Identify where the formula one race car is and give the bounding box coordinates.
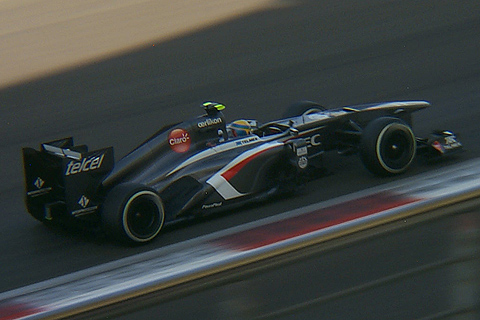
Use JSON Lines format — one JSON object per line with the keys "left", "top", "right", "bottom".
{"left": 23, "top": 100, "right": 462, "bottom": 243}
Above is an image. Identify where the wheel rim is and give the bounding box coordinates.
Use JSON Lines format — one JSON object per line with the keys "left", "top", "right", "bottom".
{"left": 123, "top": 191, "right": 164, "bottom": 242}
{"left": 377, "top": 124, "right": 415, "bottom": 173}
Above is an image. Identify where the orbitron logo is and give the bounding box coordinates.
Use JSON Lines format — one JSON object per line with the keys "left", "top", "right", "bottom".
{"left": 168, "top": 129, "right": 191, "bottom": 153}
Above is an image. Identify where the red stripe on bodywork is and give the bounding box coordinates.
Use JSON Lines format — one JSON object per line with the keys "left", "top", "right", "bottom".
{"left": 0, "top": 303, "right": 45, "bottom": 320}
{"left": 221, "top": 147, "right": 275, "bottom": 181}
{"left": 212, "top": 192, "right": 420, "bottom": 251}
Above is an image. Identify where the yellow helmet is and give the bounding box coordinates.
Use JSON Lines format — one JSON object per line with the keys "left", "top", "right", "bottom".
{"left": 228, "top": 120, "right": 251, "bottom": 137}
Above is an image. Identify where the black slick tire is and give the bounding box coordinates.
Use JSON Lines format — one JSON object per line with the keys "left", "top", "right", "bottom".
{"left": 360, "top": 117, "right": 416, "bottom": 176}
{"left": 283, "top": 101, "right": 326, "bottom": 118}
{"left": 102, "top": 183, "right": 165, "bottom": 244}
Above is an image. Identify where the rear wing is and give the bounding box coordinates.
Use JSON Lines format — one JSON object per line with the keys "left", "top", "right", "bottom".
{"left": 22, "top": 137, "right": 114, "bottom": 220}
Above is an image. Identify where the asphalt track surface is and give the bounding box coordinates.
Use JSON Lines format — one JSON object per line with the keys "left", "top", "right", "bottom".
{"left": 1, "top": 0, "right": 480, "bottom": 312}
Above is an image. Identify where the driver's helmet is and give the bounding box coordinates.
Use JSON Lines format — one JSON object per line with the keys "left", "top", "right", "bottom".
{"left": 228, "top": 119, "right": 252, "bottom": 137}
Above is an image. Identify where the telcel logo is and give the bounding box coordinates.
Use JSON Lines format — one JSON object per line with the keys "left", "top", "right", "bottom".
{"left": 65, "top": 154, "right": 105, "bottom": 176}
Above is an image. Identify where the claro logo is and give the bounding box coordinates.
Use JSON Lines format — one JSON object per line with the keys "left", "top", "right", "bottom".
{"left": 168, "top": 128, "right": 191, "bottom": 153}
{"left": 65, "top": 154, "right": 105, "bottom": 176}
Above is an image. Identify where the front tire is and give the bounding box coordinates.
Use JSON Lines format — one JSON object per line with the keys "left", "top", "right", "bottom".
{"left": 102, "top": 183, "right": 165, "bottom": 244}
{"left": 360, "top": 117, "right": 416, "bottom": 176}
{"left": 283, "top": 101, "right": 326, "bottom": 118}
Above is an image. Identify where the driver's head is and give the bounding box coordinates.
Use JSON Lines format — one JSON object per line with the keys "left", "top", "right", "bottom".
{"left": 228, "top": 120, "right": 252, "bottom": 137}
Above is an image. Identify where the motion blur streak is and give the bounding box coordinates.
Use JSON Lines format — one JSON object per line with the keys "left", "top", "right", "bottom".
{"left": 111, "top": 207, "right": 480, "bottom": 320}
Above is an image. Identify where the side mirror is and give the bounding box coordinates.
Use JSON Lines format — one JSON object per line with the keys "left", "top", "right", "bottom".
{"left": 217, "top": 129, "right": 225, "bottom": 142}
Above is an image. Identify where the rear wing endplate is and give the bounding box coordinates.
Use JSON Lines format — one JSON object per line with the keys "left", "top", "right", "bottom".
{"left": 23, "top": 137, "right": 114, "bottom": 218}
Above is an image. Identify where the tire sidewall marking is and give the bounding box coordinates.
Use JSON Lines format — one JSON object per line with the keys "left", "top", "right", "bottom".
{"left": 122, "top": 190, "right": 164, "bottom": 242}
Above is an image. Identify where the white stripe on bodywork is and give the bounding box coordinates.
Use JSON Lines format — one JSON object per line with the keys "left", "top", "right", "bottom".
{"left": 167, "top": 148, "right": 217, "bottom": 177}
{"left": 207, "top": 174, "right": 245, "bottom": 199}
{"left": 167, "top": 136, "right": 266, "bottom": 177}
{"left": 206, "top": 141, "right": 283, "bottom": 200}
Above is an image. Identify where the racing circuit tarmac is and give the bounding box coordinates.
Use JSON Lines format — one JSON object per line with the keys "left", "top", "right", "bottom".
{"left": 1, "top": 0, "right": 480, "bottom": 318}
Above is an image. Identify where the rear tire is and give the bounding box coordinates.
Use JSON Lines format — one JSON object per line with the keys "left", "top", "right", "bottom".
{"left": 283, "top": 101, "right": 326, "bottom": 118}
{"left": 102, "top": 183, "right": 165, "bottom": 244}
{"left": 360, "top": 117, "right": 416, "bottom": 176}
